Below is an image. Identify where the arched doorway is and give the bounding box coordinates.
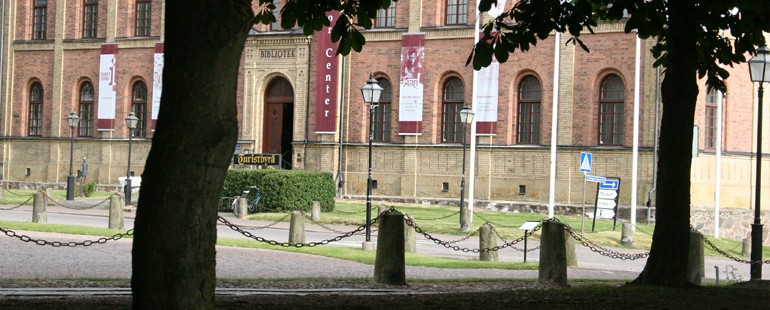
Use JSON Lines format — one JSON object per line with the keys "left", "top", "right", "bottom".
{"left": 263, "top": 77, "right": 294, "bottom": 169}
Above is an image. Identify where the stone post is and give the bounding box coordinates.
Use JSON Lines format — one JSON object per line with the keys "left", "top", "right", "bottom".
{"left": 44, "top": 187, "right": 55, "bottom": 206}
{"left": 374, "top": 210, "right": 406, "bottom": 285}
{"left": 32, "top": 192, "right": 47, "bottom": 223}
{"left": 538, "top": 221, "right": 567, "bottom": 287}
{"left": 289, "top": 210, "right": 305, "bottom": 244}
{"left": 375, "top": 204, "right": 389, "bottom": 226}
{"left": 564, "top": 230, "right": 577, "bottom": 267}
{"left": 311, "top": 201, "right": 321, "bottom": 222}
{"left": 478, "top": 223, "right": 498, "bottom": 261}
{"left": 109, "top": 195, "right": 124, "bottom": 229}
{"left": 404, "top": 215, "right": 417, "bottom": 253}
{"left": 742, "top": 237, "right": 751, "bottom": 257}
{"left": 236, "top": 197, "right": 248, "bottom": 219}
{"left": 621, "top": 222, "right": 634, "bottom": 246}
{"left": 687, "top": 230, "right": 705, "bottom": 285}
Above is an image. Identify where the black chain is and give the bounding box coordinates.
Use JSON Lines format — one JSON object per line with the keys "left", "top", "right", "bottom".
{"left": 561, "top": 220, "right": 650, "bottom": 260}
{"left": 52, "top": 196, "right": 112, "bottom": 210}
{"left": 335, "top": 209, "right": 367, "bottom": 214}
{"left": 701, "top": 231, "right": 770, "bottom": 265}
{"left": 490, "top": 224, "right": 540, "bottom": 252}
{"left": 3, "top": 188, "right": 30, "bottom": 196}
{"left": 231, "top": 213, "right": 292, "bottom": 230}
{"left": 412, "top": 211, "right": 460, "bottom": 221}
{"left": 0, "top": 226, "right": 134, "bottom": 247}
{"left": 472, "top": 212, "right": 517, "bottom": 228}
{"left": 0, "top": 195, "right": 33, "bottom": 211}
{"left": 217, "top": 215, "right": 377, "bottom": 248}
{"left": 404, "top": 217, "right": 541, "bottom": 253}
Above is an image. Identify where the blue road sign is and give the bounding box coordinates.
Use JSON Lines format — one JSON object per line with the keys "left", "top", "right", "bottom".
{"left": 580, "top": 152, "right": 592, "bottom": 173}
{"left": 599, "top": 179, "right": 620, "bottom": 190}
{"left": 585, "top": 175, "right": 606, "bottom": 183}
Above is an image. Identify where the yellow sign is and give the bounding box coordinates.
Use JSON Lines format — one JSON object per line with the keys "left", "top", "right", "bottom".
{"left": 233, "top": 154, "right": 280, "bottom": 166}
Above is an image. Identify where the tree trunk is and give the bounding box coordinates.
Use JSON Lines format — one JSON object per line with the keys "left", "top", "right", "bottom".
{"left": 632, "top": 1, "right": 699, "bottom": 286}
{"left": 131, "top": 1, "right": 253, "bottom": 308}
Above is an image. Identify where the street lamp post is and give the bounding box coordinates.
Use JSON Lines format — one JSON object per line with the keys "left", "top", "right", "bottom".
{"left": 65, "top": 111, "right": 80, "bottom": 200}
{"left": 124, "top": 111, "right": 138, "bottom": 206}
{"left": 458, "top": 107, "right": 475, "bottom": 232}
{"left": 360, "top": 73, "right": 383, "bottom": 243}
{"left": 748, "top": 45, "right": 770, "bottom": 280}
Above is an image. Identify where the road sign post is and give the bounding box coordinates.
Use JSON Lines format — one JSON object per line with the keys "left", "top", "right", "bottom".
{"left": 579, "top": 152, "right": 593, "bottom": 235}
{"left": 591, "top": 177, "right": 621, "bottom": 232}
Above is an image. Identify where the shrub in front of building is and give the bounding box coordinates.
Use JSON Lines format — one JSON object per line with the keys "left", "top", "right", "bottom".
{"left": 222, "top": 169, "right": 335, "bottom": 212}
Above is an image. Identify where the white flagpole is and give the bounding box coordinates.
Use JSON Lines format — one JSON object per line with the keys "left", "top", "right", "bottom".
{"left": 548, "top": 32, "right": 561, "bottom": 219}
{"left": 631, "top": 36, "right": 641, "bottom": 230}
{"left": 468, "top": 6, "right": 482, "bottom": 225}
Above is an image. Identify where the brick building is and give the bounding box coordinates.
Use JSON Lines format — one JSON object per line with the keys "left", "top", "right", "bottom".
{"left": 0, "top": 0, "right": 767, "bottom": 241}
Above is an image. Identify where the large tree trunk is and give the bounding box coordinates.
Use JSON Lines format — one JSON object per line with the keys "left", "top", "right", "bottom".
{"left": 131, "top": 1, "right": 253, "bottom": 308}
{"left": 632, "top": 1, "right": 699, "bottom": 286}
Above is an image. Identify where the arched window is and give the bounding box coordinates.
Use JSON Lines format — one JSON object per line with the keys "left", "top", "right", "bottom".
{"left": 28, "top": 82, "right": 44, "bottom": 136}
{"left": 442, "top": 77, "right": 464, "bottom": 143}
{"left": 599, "top": 75, "right": 624, "bottom": 145}
{"left": 79, "top": 82, "right": 95, "bottom": 137}
{"left": 517, "top": 76, "right": 541, "bottom": 144}
{"left": 132, "top": 81, "right": 148, "bottom": 137}
{"left": 372, "top": 78, "right": 392, "bottom": 142}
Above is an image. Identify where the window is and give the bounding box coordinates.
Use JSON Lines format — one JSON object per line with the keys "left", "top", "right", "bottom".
{"left": 270, "top": 0, "right": 280, "bottom": 30}
{"left": 517, "top": 76, "right": 541, "bottom": 144}
{"left": 445, "top": 0, "right": 467, "bottom": 25}
{"left": 82, "top": 0, "right": 98, "bottom": 38}
{"left": 78, "top": 82, "right": 95, "bottom": 137}
{"left": 32, "top": 0, "right": 47, "bottom": 40}
{"left": 442, "top": 77, "right": 464, "bottom": 143}
{"left": 135, "top": 0, "right": 151, "bottom": 36}
{"left": 132, "top": 82, "right": 148, "bottom": 137}
{"left": 372, "top": 78, "right": 392, "bottom": 142}
{"left": 705, "top": 89, "right": 718, "bottom": 149}
{"left": 28, "top": 82, "right": 43, "bottom": 136}
{"left": 375, "top": 1, "right": 396, "bottom": 28}
{"left": 599, "top": 75, "right": 625, "bottom": 145}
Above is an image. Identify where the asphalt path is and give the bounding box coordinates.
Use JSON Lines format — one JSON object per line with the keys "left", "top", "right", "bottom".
{"left": 0, "top": 201, "right": 766, "bottom": 282}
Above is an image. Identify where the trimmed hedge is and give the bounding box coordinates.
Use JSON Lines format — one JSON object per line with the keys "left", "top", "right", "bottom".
{"left": 222, "top": 169, "right": 335, "bottom": 212}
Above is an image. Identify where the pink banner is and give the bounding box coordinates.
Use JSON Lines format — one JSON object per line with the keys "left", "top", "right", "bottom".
{"left": 398, "top": 34, "right": 425, "bottom": 134}
{"left": 97, "top": 44, "right": 118, "bottom": 130}
{"left": 314, "top": 11, "right": 340, "bottom": 134}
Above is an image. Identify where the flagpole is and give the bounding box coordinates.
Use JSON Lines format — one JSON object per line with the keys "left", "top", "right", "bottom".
{"left": 468, "top": 6, "right": 481, "bottom": 227}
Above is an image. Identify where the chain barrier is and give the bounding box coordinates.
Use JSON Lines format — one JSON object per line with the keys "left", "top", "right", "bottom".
{"left": 0, "top": 195, "right": 33, "bottom": 211}
{"left": 217, "top": 215, "right": 378, "bottom": 248}
{"left": 411, "top": 211, "right": 460, "bottom": 221}
{"left": 698, "top": 228, "right": 770, "bottom": 265}
{"left": 52, "top": 195, "right": 112, "bottom": 211}
{"left": 2, "top": 188, "right": 32, "bottom": 196}
{"left": 0, "top": 226, "right": 134, "bottom": 247}
{"left": 334, "top": 209, "right": 367, "bottom": 214}
{"left": 560, "top": 220, "right": 650, "bottom": 260}
{"left": 404, "top": 216, "right": 542, "bottom": 253}
{"left": 230, "top": 213, "right": 292, "bottom": 230}
{"left": 471, "top": 211, "right": 518, "bottom": 229}
{"left": 303, "top": 213, "right": 375, "bottom": 235}
{"left": 490, "top": 224, "right": 540, "bottom": 253}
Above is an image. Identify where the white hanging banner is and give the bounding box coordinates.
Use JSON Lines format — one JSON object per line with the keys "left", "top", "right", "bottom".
{"left": 97, "top": 43, "right": 118, "bottom": 130}
{"left": 151, "top": 43, "right": 164, "bottom": 129}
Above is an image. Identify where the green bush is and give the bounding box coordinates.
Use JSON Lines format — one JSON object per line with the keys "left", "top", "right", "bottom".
{"left": 83, "top": 181, "right": 97, "bottom": 197}
{"left": 222, "top": 169, "right": 335, "bottom": 212}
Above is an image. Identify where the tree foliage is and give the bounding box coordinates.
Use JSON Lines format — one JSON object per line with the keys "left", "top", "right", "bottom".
{"left": 472, "top": 0, "right": 768, "bottom": 92}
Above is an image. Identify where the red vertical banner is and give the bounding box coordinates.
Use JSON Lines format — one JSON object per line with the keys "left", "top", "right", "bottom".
{"left": 314, "top": 11, "right": 340, "bottom": 134}
{"left": 398, "top": 33, "right": 425, "bottom": 134}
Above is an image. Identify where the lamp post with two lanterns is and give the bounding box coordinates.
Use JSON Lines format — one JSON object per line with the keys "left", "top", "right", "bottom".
{"left": 747, "top": 45, "right": 769, "bottom": 280}
{"left": 360, "top": 73, "right": 383, "bottom": 244}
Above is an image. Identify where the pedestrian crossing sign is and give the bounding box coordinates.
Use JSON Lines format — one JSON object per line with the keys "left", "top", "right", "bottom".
{"left": 579, "top": 152, "right": 592, "bottom": 173}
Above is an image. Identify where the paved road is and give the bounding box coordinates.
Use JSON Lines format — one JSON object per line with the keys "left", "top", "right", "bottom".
{"left": 0, "top": 200, "right": 766, "bottom": 282}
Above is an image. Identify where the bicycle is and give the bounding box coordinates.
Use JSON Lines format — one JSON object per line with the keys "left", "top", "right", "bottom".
{"left": 231, "top": 186, "right": 261, "bottom": 217}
